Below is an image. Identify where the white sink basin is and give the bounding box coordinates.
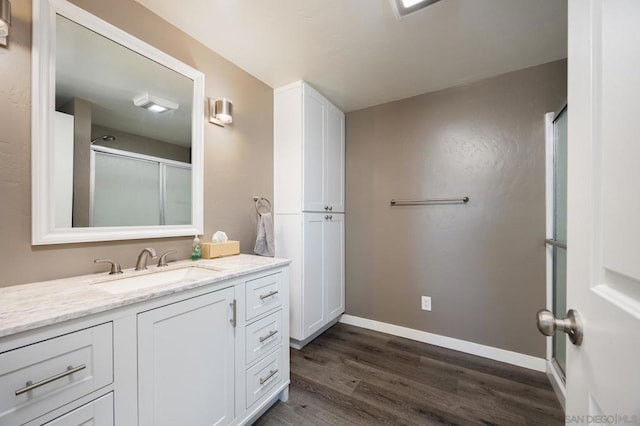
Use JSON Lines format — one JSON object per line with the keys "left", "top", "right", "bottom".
{"left": 92, "top": 266, "right": 222, "bottom": 294}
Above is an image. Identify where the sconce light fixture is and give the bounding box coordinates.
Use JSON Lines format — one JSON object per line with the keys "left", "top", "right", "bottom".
{"left": 0, "top": 0, "right": 10, "bottom": 47}
{"left": 209, "top": 98, "right": 233, "bottom": 127}
{"left": 133, "top": 93, "right": 179, "bottom": 113}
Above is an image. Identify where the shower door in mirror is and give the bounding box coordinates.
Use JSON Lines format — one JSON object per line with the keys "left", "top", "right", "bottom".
{"left": 91, "top": 148, "right": 191, "bottom": 227}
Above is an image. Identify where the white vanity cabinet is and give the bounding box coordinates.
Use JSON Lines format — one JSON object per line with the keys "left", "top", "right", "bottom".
{"left": 137, "top": 287, "right": 236, "bottom": 426}
{"left": 274, "top": 81, "right": 346, "bottom": 347}
{"left": 234, "top": 271, "right": 289, "bottom": 424}
{"left": 0, "top": 323, "right": 113, "bottom": 426}
{"left": 0, "top": 259, "right": 290, "bottom": 426}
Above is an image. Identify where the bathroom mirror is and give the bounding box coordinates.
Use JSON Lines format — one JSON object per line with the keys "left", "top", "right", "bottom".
{"left": 32, "top": 0, "right": 204, "bottom": 244}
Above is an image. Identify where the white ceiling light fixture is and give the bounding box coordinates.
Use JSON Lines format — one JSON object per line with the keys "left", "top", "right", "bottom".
{"left": 133, "top": 93, "right": 179, "bottom": 113}
{"left": 209, "top": 98, "right": 233, "bottom": 127}
{"left": 0, "top": 0, "right": 10, "bottom": 47}
{"left": 391, "top": 0, "right": 441, "bottom": 18}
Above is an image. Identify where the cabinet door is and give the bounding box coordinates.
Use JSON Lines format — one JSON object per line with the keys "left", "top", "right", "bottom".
{"left": 325, "top": 103, "right": 345, "bottom": 213}
{"left": 302, "top": 213, "right": 326, "bottom": 337}
{"left": 302, "top": 86, "right": 326, "bottom": 212}
{"left": 325, "top": 213, "right": 345, "bottom": 319}
{"left": 138, "top": 288, "right": 235, "bottom": 426}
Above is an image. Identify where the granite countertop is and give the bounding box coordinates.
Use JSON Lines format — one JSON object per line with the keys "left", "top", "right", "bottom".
{"left": 0, "top": 254, "right": 290, "bottom": 339}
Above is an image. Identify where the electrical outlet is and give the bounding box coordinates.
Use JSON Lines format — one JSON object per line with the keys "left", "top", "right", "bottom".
{"left": 421, "top": 296, "right": 432, "bottom": 311}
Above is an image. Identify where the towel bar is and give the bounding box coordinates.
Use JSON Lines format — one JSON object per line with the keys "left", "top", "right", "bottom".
{"left": 390, "top": 197, "right": 469, "bottom": 206}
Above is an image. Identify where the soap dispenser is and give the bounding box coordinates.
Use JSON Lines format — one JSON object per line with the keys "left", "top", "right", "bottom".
{"left": 192, "top": 235, "right": 201, "bottom": 260}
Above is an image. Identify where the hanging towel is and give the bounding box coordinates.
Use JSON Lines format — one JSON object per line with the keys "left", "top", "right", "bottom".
{"left": 254, "top": 212, "right": 275, "bottom": 257}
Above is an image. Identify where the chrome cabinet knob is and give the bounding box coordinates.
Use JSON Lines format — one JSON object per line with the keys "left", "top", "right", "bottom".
{"left": 324, "top": 206, "right": 329, "bottom": 210}
{"left": 329, "top": 206, "right": 333, "bottom": 211}
{"left": 325, "top": 215, "right": 330, "bottom": 220}
{"left": 536, "top": 309, "right": 583, "bottom": 346}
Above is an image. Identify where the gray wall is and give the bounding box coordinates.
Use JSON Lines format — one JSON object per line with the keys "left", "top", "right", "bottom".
{"left": 345, "top": 60, "right": 566, "bottom": 357}
{"left": 92, "top": 124, "right": 191, "bottom": 163}
{"left": 59, "top": 98, "right": 93, "bottom": 227}
{"left": 0, "top": 0, "right": 273, "bottom": 287}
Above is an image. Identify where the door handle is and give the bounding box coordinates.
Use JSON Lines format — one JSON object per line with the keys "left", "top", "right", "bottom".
{"left": 229, "top": 299, "right": 237, "bottom": 328}
{"left": 536, "top": 309, "right": 583, "bottom": 346}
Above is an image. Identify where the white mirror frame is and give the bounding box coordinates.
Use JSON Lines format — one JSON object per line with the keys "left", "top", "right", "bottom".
{"left": 31, "top": 0, "right": 204, "bottom": 245}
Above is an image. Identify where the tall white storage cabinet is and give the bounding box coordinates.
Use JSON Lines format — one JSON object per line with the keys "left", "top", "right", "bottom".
{"left": 274, "top": 81, "right": 345, "bottom": 348}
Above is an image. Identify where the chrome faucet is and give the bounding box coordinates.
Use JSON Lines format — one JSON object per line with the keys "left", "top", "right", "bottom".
{"left": 94, "top": 259, "right": 123, "bottom": 275}
{"left": 135, "top": 248, "right": 157, "bottom": 271}
{"left": 157, "top": 250, "right": 177, "bottom": 267}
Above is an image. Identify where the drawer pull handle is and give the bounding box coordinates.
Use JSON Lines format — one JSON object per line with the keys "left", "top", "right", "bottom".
{"left": 229, "top": 299, "right": 237, "bottom": 328}
{"left": 259, "top": 369, "right": 279, "bottom": 385}
{"left": 259, "top": 330, "right": 278, "bottom": 343}
{"left": 259, "top": 290, "right": 279, "bottom": 300}
{"left": 15, "top": 364, "right": 87, "bottom": 396}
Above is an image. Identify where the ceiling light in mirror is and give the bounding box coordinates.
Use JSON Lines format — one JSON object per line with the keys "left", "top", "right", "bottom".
{"left": 133, "top": 93, "right": 179, "bottom": 113}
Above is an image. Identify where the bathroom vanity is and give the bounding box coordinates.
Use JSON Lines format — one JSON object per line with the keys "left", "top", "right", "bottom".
{"left": 0, "top": 255, "right": 290, "bottom": 425}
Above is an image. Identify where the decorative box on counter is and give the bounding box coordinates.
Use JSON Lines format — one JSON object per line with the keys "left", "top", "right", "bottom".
{"left": 201, "top": 241, "right": 240, "bottom": 259}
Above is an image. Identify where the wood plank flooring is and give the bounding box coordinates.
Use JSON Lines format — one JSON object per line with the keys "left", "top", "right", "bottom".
{"left": 254, "top": 323, "right": 564, "bottom": 425}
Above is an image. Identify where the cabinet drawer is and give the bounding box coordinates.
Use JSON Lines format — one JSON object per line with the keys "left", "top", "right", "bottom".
{"left": 245, "top": 272, "right": 282, "bottom": 321}
{"left": 245, "top": 350, "right": 282, "bottom": 409}
{"left": 246, "top": 310, "right": 282, "bottom": 365}
{"left": 28, "top": 393, "right": 114, "bottom": 426}
{"left": 0, "top": 323, "right": 113, "bottom": 426}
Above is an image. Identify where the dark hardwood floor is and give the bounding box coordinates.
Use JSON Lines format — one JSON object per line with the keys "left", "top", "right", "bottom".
{"left": 254, "top": 323, "right": 564, "bottom": 425}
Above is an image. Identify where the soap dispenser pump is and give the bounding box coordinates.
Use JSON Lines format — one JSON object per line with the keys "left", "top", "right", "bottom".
{"left": 192, "top": 235, "right": 201, "bottom": 260}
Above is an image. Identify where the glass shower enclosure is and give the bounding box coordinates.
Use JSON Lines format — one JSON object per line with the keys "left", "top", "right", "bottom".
{"left": 547, "top": 105, "right": 568, "bottom": 379}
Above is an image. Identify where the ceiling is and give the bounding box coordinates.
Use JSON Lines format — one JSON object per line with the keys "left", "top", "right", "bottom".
{"left": 133, "top": 0, "right": 567, "bottom": 112}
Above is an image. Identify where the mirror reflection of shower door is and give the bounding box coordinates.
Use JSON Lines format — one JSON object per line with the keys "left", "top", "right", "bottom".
{"left": 163, "top": 164, "right": 192, "bottom": 225}
{"left": 548, "top": 106, "right": 568, "bottom": 378}
{"left": 92, "top": 152, "right": 161, "bottom": 227}
{"left": 91, "top": 148, "right": 191, "bottom": 227}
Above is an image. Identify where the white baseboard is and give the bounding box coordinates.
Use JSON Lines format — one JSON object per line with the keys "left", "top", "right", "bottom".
{"left": 546, "top": 360, "right": 566, "bottom": 411}
{"left": 339, "top": 314, "right": 546, "bottom": 372}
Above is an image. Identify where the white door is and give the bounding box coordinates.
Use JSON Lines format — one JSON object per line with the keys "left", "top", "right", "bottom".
{"left": 302, "top": 86, "right": 326, "bottom": 212}
{"left": 137, "top": 288, "right": 235, "bottom": 426}
{"left": 325, "top": 213, "right": 345, "bottom": 319}
{"left": 302, "top": 213, "right": 326, "bottom": 337}
{"left": 325, "top": 104, "right": 345, "bottom": 213}
{"left": 566, "top": 0, "right": 640, "bottom": 417}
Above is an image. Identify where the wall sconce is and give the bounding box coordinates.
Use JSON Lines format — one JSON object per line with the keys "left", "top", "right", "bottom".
{"left": 133, "top": 93, "right": 179, "bottom": 113}
{"left": 0, "top": 0, "right": 10, "bottom": 47}
{"left": 209, "top": 98, "right": 233, "bottom": 127}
